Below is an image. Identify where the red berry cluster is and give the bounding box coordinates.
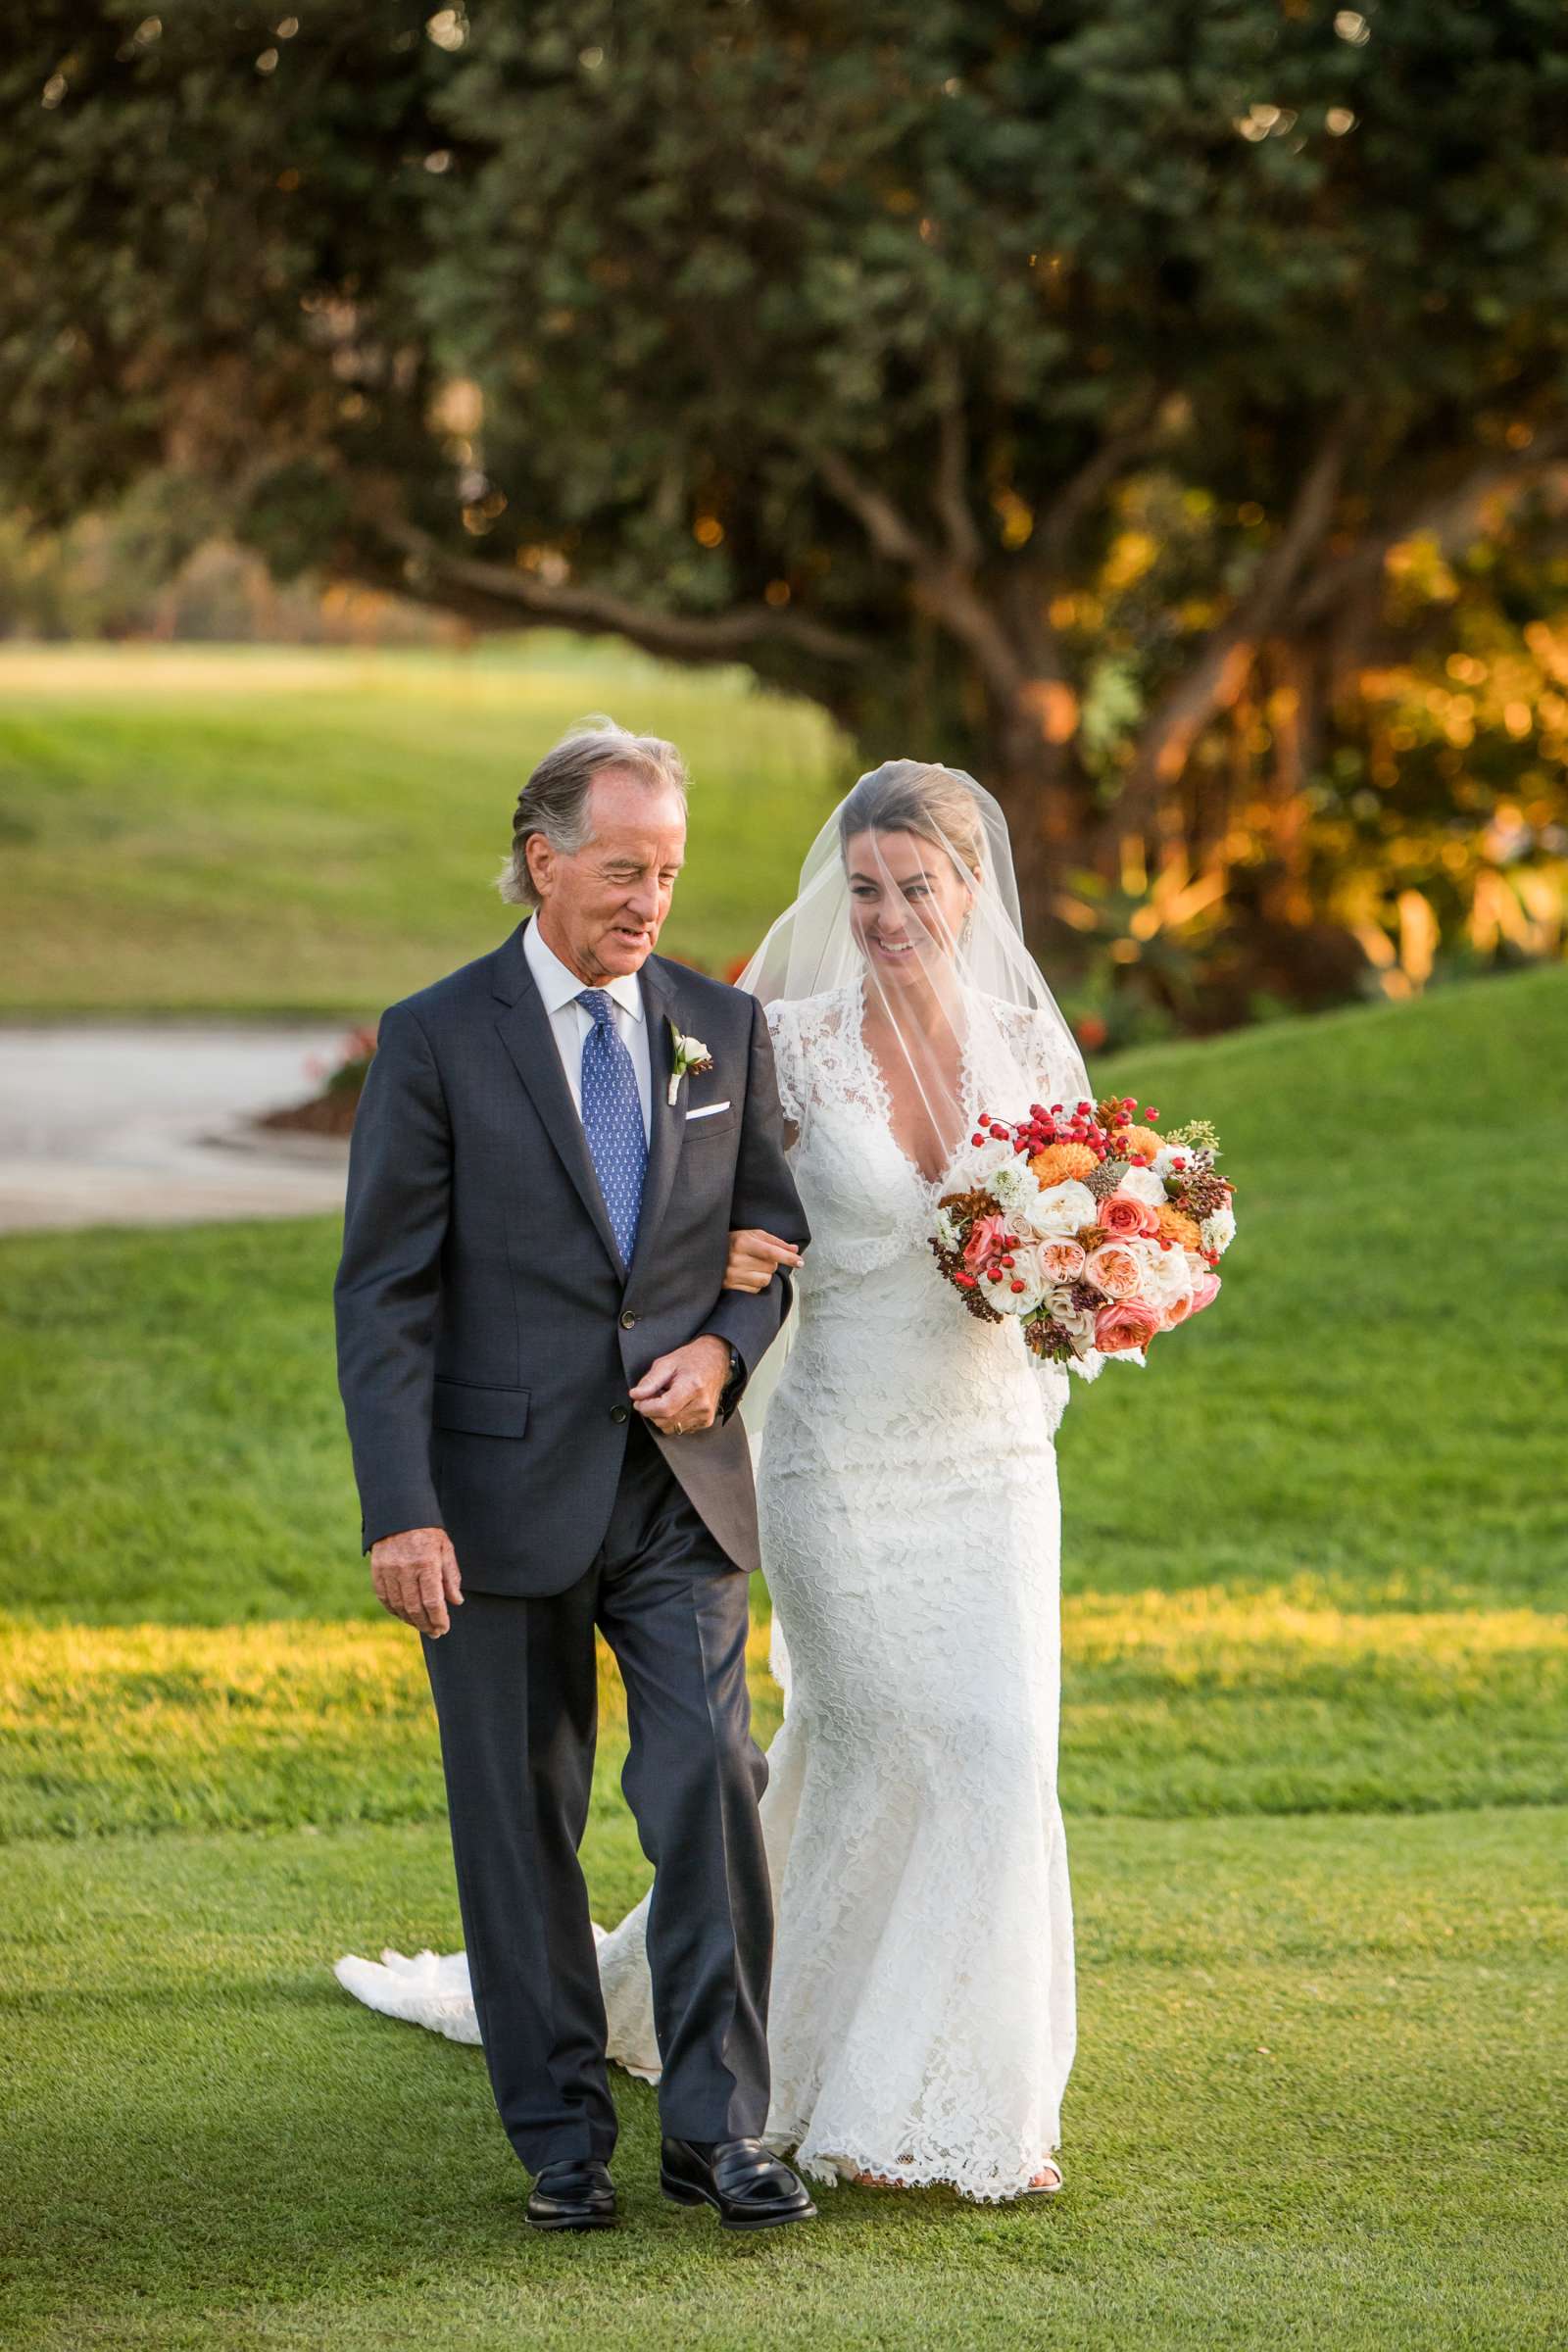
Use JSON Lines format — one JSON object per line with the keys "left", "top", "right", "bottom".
{"left": 956, "top": 1249, "right": 1024, "bottom": 1295}
{"left": 968, "top": 1098, "right": 1116, "bottom": 1161}
{"left": 1098, "top": 1093, "right": 1161, "bottom": 1131}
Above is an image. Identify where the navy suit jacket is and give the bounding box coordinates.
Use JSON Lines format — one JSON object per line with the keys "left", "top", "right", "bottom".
{"left": 333, "top": 920, "right": 808, "bottom": 1593}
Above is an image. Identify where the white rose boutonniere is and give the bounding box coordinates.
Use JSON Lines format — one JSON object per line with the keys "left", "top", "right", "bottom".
{"left": 666, "top": 1022, "right": 715, "bottom": 1106}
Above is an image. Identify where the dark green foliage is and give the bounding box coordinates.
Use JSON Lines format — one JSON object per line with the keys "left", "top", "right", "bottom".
{"left": 5, "top": 2, "right": 1567, "bottom": 895}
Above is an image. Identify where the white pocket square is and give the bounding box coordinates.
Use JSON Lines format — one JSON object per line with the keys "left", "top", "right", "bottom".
{"left": 685, "top": 1101, "right": 731, "bottom": 1121}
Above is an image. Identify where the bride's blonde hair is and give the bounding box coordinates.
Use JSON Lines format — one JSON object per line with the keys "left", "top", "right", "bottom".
{"left": 837, "top": 760, "right": 987, "bottom": 877}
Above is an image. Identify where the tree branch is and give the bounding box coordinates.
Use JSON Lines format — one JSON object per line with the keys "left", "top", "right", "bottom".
{"left": 1288, "top": 430, "right": 1568, "bottom": 630}
{"left": 384, "top": 522, "right": 870, "bottom": 666}
{"left": 1033, "top": 397, "right": 1165, "bottom": 575}
{"left": 814, "top": 449, "right": 933, "bottom": 569}
{"left": 1117, "top": 412, "right": 1353, "bottom": 820}
{"left": 930, "top": 352, "right": 984, "bottom": 572}
{"left": 812, "top": 446, "right": 1026, "bottom": 702}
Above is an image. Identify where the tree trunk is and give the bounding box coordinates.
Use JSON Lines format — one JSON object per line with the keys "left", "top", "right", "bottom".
{"left": 986, "top": 693, "right": 1098, "bottom": 946}
{"left": 1258, "top": 638, "right": 1320, "bottom": 926}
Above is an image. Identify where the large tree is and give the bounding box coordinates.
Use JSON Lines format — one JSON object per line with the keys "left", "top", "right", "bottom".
{"left": 5, "top": 0, "right": 1568, "bottom": 936}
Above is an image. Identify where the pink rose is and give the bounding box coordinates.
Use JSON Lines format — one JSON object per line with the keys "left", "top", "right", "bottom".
{"left": 1095, "top": 1298, "right": 1162, "bottom": 1354}
{"left": 1188, "top": 1266, "right": 1221, "bottom": 1316}
{"left": 1038, "top": 1239, "right": 1086, "bottom": 1284}
{"left": 1084, "top": 1242, "right": 1144, "bottom": 1301}
{"left": 961, "top": 1212, "right": 1010, "bottom": 1273}
{"left": 1100, "top": 1192, "right": 1159, "bottom": 1239}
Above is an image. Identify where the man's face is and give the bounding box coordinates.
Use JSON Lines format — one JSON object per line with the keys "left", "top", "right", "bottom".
{"left": 527, "top": 769, "right": 687, "bottom": 982}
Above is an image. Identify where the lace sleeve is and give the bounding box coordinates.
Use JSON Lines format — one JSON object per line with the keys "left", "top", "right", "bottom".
{"left": 985, "top": 1000, "right": 1091, "bottom": 1125}
{"left": 1028, "top": 1008, "right": 1091, "bottom": 1119}
{"left": 764, "top": 998, "right": 802, "bottom": 1130}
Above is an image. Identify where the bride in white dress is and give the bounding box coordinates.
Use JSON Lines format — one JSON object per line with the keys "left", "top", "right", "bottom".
{"left": 339, "top": 760, "right": 1089, "bottom": 2202}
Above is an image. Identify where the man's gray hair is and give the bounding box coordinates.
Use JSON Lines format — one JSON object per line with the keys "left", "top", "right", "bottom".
{"left": 498, "top": 717, "right": 690, "bottom": 906}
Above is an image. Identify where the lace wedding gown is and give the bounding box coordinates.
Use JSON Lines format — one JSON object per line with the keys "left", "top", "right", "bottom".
{"left": 338, "top": 980, "right": 1078, "bottom": 2201}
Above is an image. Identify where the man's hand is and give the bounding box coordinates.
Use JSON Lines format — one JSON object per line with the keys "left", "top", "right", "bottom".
{"left": 628, "top": 1335, "right": 732, "bottom": 1436}
{"left": 722, "top": 1226, "right": 802, "bottom": 1295}
{"left": 370, "top": 1526, "right": 464, "bottom": 1638}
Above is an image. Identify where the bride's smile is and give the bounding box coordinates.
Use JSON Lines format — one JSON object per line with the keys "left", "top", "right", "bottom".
{"left": 845, "top": 825, "right": 973, "bottom": 988}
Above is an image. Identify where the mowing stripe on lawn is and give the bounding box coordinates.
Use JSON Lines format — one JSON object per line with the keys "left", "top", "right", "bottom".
{"left": 5, "top": 1592, "right": 1563, "bottom": 1840}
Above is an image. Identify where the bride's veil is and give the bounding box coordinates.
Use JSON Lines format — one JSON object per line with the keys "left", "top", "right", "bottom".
{"left": 735, "top": 760, "right": 1092, "bottom": 1701}
{"left": 739, "top": 763, "right": 1087, "bottom": 1110}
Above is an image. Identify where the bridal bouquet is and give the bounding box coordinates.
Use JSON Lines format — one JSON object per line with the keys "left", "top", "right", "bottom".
{"left": 930, "top": 1094, "right": 1236, "bottom": 1372}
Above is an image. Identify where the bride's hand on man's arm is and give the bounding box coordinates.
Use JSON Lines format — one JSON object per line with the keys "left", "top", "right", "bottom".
{"left": 723, "top": 1228, "right": 803, "bottom": 1295}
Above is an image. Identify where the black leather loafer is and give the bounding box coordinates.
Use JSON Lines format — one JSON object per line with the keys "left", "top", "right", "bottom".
{"left": 525, "top": 2156, "right": 617, "bottom": 2231}
{"left": 660, "top": 2135, "right": 816, "bottom": 2232}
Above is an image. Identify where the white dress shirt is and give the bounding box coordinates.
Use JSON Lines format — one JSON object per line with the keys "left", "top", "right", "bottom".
{"left": 523, "top": 916, "right": 653, "bottom": 1142}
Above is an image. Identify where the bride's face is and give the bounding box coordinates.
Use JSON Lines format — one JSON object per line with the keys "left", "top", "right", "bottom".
{"left": 845, "top": 827, "right": 972, "bottom": 983}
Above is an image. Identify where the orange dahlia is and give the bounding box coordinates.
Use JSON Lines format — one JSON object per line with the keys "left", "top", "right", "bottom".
{"left": 1154, "top": 1203, "right": 1202, "bottom": 1250}
{"left": 1113, "top": 1126, "right": 1161, "bottom": 1165}
{"left": 1030, "top": 1141, "right": 1099, "bottom": 1184}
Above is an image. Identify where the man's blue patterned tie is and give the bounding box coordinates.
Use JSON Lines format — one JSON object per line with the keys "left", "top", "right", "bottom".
{"left": 577, "top": 989, "right": 647, "bottom": 1269}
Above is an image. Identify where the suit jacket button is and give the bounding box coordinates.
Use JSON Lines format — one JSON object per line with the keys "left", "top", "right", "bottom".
{"left": 619, "top": 1310, "right": 637, "bottom": 1329}
{"left": 611, "top": 1403, "right": 629, "bottom": 1424}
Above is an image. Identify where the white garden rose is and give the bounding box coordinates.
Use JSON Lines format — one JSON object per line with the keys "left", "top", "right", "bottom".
{"left": 1047, "top": 1296, "right": 1097, "bottom": 1349}
{"left": 934, "top": 1205, "right": 959, "bottom": 1251}
{"left": 990, "top": 1245, "right": 1050, "bottom": 1317}
{"left": 1119, "top": 1236, "right": 1160, "bottom": 1289}
{"left": 1138, "top": 1241, "right": 1195, "bottom": 1311}
{"left": 1032, "top": 1178, "right": 1099, "bottom": 1236}
{"left": 1200, "top": 1203, "right": 1237, "bottom": 1255}
{"left": 1118, "top": 1163, "right": 1167, "bottom": 1207}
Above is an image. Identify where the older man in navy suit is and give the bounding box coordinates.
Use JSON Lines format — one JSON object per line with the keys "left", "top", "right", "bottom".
{"left": 335, "top": 722, "right": 812, "bottom": 2233}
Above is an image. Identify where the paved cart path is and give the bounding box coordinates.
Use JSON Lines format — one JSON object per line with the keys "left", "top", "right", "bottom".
{"left": 0, "top": 1024, "right": 351, "bottom": 1233}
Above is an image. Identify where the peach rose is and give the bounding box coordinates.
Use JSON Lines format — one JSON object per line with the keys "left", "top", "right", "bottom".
{"left": 1160, "top": 1290, "right": 1194, "bottom": 1331}
{"left": 1038, "top": 1238, "right": 1087, "bottom": 1284}
{"left": 1100, "top": 1192, "right": 1159, "bottom": 1239}
{"left": 1083, "top": 1243, "right": 1145, "bottom": 1301}
{"left": 1188, "top": 1267, "right": 1221, "bottom": 1316}
{"left": 1095, "top": 1298, "right": 1162, "bottom": 1354}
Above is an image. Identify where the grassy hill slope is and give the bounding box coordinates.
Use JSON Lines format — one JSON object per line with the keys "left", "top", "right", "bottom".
{"left": 2, "top": 966, "right": 1563, "bottom": 1832}
{"left": 3, "top": 963, "right": 1561, "bottom": 1624}
{"left": 0, "top": 642, "right": 846, "bottom": 1012}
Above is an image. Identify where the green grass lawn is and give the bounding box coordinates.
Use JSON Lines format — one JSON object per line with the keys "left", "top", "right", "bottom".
{"left": 0, "top": 641, "right": 847, "bottom": 1012}
{"left": 4, "top": 966, "right": 1564, "bottom": 1630}
{"left": 4, "top": 1809, "right": 1563, "bottom": 2350}
{"left": 2, "top": 946, "right": 1565, "bottom": 2338}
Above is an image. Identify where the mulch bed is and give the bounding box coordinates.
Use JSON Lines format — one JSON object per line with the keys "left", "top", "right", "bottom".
{"left": 256, "top": 1087, "right": 363, "bottom": 1140}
